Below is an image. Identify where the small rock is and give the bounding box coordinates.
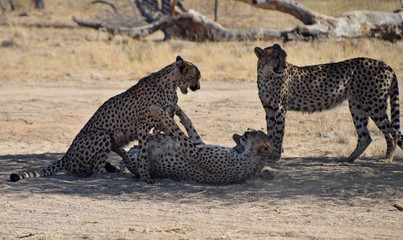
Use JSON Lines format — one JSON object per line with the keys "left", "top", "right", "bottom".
{"left": 393, "top": 203, "right": 403, "bottom": 211}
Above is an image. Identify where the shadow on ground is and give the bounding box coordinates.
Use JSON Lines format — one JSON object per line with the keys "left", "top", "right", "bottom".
{"left": 1, "top": 153, "right": 402, "bottom": 204}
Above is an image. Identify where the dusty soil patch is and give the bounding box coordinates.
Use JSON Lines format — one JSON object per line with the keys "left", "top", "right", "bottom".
{"left": 1, "top": 79, "right": 402, "bottom": 239}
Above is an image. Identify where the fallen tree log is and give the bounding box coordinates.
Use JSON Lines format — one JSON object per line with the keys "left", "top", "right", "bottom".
{"left": 73, "top": 0, "right": 403, "bottom": 42}
{"left": 73, "top": 9, "right": 285, "bottom": 41}
{"left": 72, "top": 16, "right": 173, "bottom": 39}
{"left": 234, "top": 0, "right": 334, "bottom": 25}
{"left": 234, "top": 0, "right": 403, "bottom": 41}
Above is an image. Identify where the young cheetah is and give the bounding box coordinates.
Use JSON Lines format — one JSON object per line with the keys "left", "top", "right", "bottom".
{"left": 119, "top": 106, "right": 275, "bottom": 184}
{"left": 10, "top": 56, "right": 201, "bottom": 183}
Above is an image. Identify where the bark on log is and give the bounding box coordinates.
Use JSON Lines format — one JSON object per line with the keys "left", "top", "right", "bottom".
{"left": 73, "top": 9, "right": 283, "bottom": 41}
{"left": 235, "top": 0, "right": 333, "bottom": 25}
{"left": 73, "top": 0, "right": 403, "bottom": 42}
{"left": 171, "top": 9, "right": 282, "bottom": 41}
{"left": 32, "top": 0, "right": 44, "bottom": 9}
{"left": 134, "top": 0, "right": 160, "bottom": 23}
{"left": 233, "top": 0, "right": 403, "bottom": 42}
{"left": 72, "top": 16, "right": 173, "bottom": 39}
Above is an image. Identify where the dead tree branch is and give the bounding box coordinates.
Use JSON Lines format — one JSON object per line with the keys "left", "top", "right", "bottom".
{"left": 134, "top": 0, "right": 159, "bottom": 23}
{"left": 233, "top": 0, "right": 403, "bottom": 42}
{"left": 235, "top": 0, "right": 333, "bottom": 25}
{"left": 72, "top": 16, "right": 173, "bottom": 39}
{"left": 73, "top": 0, "right": 403, "bottom": 42}
{"left": 91, "top": 0, "right": 120, "bottom": 15}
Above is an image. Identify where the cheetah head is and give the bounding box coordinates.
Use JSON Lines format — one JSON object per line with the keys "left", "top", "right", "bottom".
{"left": 254, "top": 44, "right": 287, "bottom": 77}
{"left": 233, "top": 129, "right": 275, "bottom": 161}
{"left": 176, "top": 56, "right": 201, "bottom": 94}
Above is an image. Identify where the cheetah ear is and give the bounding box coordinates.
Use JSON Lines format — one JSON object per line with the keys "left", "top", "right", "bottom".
{"left": 254, "top": 47, "right": 264, "bottom": 59}
{"left": 233, "top": 134, "right": 242, "bottom": 145}
{"left": 178, "top": 62, "right": 186, "bottom": 74}
{"left": 272, "top": 44, "right": 282, "bottom": 50}
{"left": 176, "top": 55, "right": 184, "bottom": 62}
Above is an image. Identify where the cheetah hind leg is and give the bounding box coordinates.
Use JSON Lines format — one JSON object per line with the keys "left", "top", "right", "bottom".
{"left": 344, "top": 136, "right": 372, "bottom": 163}
{"left": 371, "top": 115, "right": 398, "bottom": 163}
{"left": 341, "top": 103, "right": 372, "bottom": 163}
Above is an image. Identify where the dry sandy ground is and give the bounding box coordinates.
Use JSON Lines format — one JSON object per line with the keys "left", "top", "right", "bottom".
{"left": 1, "top": 77, "right": 402, "bottom": 240}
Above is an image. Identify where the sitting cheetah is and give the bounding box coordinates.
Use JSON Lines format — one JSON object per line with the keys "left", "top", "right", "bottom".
{"left": 10, "top": 56, "right": 201, "bottom": 183}
{"left": 119, "top": 106, "right": 274, "bottom": 184}
{"left": 255, "top": 43, "right": 402, "bottom": 162}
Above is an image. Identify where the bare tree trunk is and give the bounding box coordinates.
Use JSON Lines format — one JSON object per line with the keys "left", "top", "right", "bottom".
{"left": 171, "top": 9, "right": 282, "bottom": 41}
{"left": 32, "top": 0, "right": 44, "bottom": 9}
{"left": 73, "top": 0, "right": 403, "bottom": 42}
{"left": 214, "top": 0, "right": 218, "bottom": 22}
{"left": 8, "top": 0, "right": 15, "bottom": 10}
{"left": 233, "top": 0, "right": 403, "bottom": 42}
{"left": 235, "top": 0, "right": 332, "bottom": 25}
{"left": 161, "top": 0, "right": 171, "bottom": 14}
{"left": 134, "top": 0, "right": 159, "bottom": 23}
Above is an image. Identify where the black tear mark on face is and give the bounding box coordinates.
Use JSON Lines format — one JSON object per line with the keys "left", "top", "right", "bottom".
{"left": 273, "top": 57, "right": 286, "bottom": 75}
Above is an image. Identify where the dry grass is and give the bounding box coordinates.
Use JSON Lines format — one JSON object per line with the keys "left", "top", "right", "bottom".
{"left": 1, "top": 26, "right": 402, "bottom": 81}
{"left": 1, "top": 0, "right": 402, "bottom": 81}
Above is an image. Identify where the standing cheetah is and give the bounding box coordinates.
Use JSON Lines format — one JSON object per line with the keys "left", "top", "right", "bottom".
{"left": 120, "top": 105, "right": 274, "bottom": 184}
{"left": 255, "top": 43, "right": 402, "bottom": 162}
{"left": 10, "top": 56, "right": 201, "bottom": 183}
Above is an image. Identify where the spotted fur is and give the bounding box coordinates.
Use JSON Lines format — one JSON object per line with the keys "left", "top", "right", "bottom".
{"left": 10, "top": 56, "right": 201, "bottom": 182}
{"left": 119, "top": 106, "right": 274, "bottom": 184}
{"left": 255, "top": 43, "right": 402, "bottom": 162}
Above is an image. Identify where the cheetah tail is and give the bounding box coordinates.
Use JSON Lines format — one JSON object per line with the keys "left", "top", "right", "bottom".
{"left": 9, "top": 159, "right": 64, "bottom": 182}
{"left": 389, "top": 72, "right": 403, "bottom": 149}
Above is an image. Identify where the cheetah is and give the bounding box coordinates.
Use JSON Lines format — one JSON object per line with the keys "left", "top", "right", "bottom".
{"left": 10, "top": 56, "right": 201, "bottom": 183}
{"left": 255, "top": 43, "right": 402, "bottom": 162}
{"left": 119, "top": 105, "right": 274, "bottom": 184}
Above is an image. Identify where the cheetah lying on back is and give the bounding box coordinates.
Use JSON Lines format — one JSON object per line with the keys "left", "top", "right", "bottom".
{"left": 10, "top": 56, "right": 201, "bottom": 183}
{"left": 255, "top": 43, "right": 402, "bottom": 162}
{"left": 120, "top": 106, "right": 274, "bottom": 184}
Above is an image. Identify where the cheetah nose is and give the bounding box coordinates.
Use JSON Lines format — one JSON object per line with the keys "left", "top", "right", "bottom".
{"left": 190, "top": 85, "right": 200, "bottom": 91}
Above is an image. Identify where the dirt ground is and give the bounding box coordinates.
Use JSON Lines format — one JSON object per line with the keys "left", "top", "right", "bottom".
{"left": 1, "top": 77, "right": 402, "bottom": 239}
{"left": 1, "top": 1, "right": 403, "bottom": 238}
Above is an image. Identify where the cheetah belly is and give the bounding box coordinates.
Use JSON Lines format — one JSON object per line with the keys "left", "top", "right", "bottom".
{"left": 288, "top": 84, "right": 349, "bottom": 112}
{"left": 148, "top": 139, "right": 234, "bottom": 183}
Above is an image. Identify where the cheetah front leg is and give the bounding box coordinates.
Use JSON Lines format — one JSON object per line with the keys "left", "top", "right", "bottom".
{"left": 110, "top": 129, "right": 129, "bottom": 173}
{"left": 150, "top": 105, "right": 201, "bottom": 161}
{"left": 175, "top": 105, "right": 205, "bottom": 145}
{"left": 371, "top": 113, "right": 398, "bottom": 163}
{"left": 111, "top": 129, "right": 141, "bottom": 176}
{"left": 264, "top": 105, "right": 285, "bottom": 160}
{"left": 151, "top": 105, "right": 237, "bottom": 174}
